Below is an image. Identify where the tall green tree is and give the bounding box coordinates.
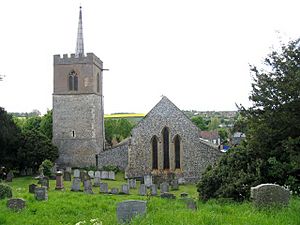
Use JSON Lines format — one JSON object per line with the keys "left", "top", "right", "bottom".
{"left": 198, "top": 38, "right": 300, "bottom": 201}
{"left": 40, "top": 110, "right": 53, "bottom": 140}
{"left": 105, "top": 118, "right": 134, "bottom": 146}
{"left": 191, "top": 115, "right": 208, "bottom": 130}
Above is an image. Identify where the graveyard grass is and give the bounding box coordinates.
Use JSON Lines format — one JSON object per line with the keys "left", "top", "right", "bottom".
{"left": 0, "top": 173, "right": 299, "bottom": 225}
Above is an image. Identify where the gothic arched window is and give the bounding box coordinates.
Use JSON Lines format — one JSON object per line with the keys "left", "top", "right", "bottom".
{"left": 174, "top": 135, "right": 181, "bottom": 169}
{"left": 152, "top": 136, "right": 158, "bottom": 169}
{"left": 68, "top": 71, "right": 78, "bottom": 91}
{"left": 74, "top": 75, "right": 78, "bottom": 91}
{"left": 162, "top": 127, "right": 170, "bottom": 169}
{"left": 68, "top": 75, "right": 73, "bottom": 91}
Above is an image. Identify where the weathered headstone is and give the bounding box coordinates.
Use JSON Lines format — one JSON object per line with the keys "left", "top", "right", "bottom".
{"left": 171, "top": 179, "right": 179, "bottom": 190}
{"left": 7, "top": 198, "right": 26, "bottom": 211}
{"left": 150, "top": 184, "right": 157, "bottom": 196}
{"left": 6, "top": 171, "right": 14, "bottom": 182}
{"left": 80, "top": 171, "right": 88, "bottom": 182}
{"left": 38, "top": 177, "right": 49, "bottom": 189}
{"left": 160, "top": 192, "right": 176, "bottom": 199}
{"left": 73, "top": 169, "right": 80, "bottom": 178}
{"left": 181, "top": 198, "right": 197, "bottom": 210}
{"left": 139, "top": 184, "right": 147, "bottom": 196}
{"left": 84, "top": 180, "right": 93, "bottom": 194}
{"left": 55, "top": 171, "right": 64, "bottom": 190}
{"left": 71, "top": 178, "right": 81, "bottom": 191}
{"left": 95, "top": 171, "right": 101, "bottom": 178}
{"left": 100, "top": 183, "right": 108, "bottom": 193}
{"left": 101, "top": 171, "right": 109, "bottom": 179}
{"left": 178, "top": 177, "right": 185, "bottom": 185}
{"left": 110, "top": 187, "right": 119, "bottom": 194}
{"left": 88, "top": 171, "right": 95, "bottom": 179}
{"left": 120, "top": 184, "right": 130, "bottom": 194}
{"left": 108, "top": 171, "right": 115, "bottom": 180}
{"left": 64, "top": 171, "right": 72, "bottom": 181}
{"left": 144, "top": 175, "right": 152, "bottom": 187}
{"left": 128, "top": 179, "right": 137, "bottom": 189}
{"left": 35, "top": 187, "right": 48, "bottom": 201}
{"left": 116, "top": 200, "right": 147, "bottom": 224}
{"left": 65, "top": 167, "right": 72, "bottom": 173}
{"left": 180, "top": 192, "right": 188, "bottom": 198}
{"left": 160, "top": 182, "right": 169, "bottom": 193}
{"left": 94, "top": 171, "right": 101, "bottom": 186}
{"left": 29, "top": 184, "right": 37, "bottom": 194}
{"left": 251, "top": 183, "right": 290, "bottom": 207}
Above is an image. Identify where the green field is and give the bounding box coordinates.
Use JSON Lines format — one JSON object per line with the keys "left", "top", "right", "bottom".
{"left": 0, "top": 173, "right": 299, "bottom": 225}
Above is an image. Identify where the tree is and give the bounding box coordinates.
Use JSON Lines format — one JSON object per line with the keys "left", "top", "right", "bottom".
{"left": 191, "top": 116, "right": 208, "bottom": 130}
{"left": 40, "top": 110, "right": 53, "bottom": 140}
{"left": 105, "top": 118, "right": 134, "bottom": 146}
{"left": 198, "top": 38, "right": 300, "bottom": 200}
{"left": 208, "top": 117, "right": 220, "bottom": 131}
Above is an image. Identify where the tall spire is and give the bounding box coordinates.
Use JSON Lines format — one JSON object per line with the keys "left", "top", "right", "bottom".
{"left": 75, "top": 6, "right": 84, "bottom": 57}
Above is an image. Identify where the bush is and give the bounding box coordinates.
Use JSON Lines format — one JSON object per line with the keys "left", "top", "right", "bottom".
{"left": 0, "top": 183, "right": 12, "bottom": 199}
{"left": 101, "top": 165, "right": 120, "bottom": 173}
{"left": 40, "top": 160, "right": 53, "bottom": 177}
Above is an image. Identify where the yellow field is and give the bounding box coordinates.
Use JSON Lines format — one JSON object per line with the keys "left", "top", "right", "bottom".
{"left": 104, "top": 113, "right": 145, "bottom": 119}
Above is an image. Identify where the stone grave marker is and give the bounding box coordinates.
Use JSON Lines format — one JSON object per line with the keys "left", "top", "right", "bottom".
{"left": 71, "top": 178, "right": 81, "bottom": 191}
{"left": 88, "top": 171, "right": 94, "bottom": 179}
{"left": 55, "top": 171, "right": 64, "bottom": 190}
{"left": 108, "top": 171, "right": 115, "bottom": 180}
{"left": 84, "top": 180, "right": 93, "bottom": 194}
{"left": 150, "top": 184, "right": 157, "bottom": 196}
{"left": 171, "top": 179, "right": 179, "bottom": 190}
{"left": 128, "top": 179, "right": 137, "bottom": 189}
{"left": 100, "top": 183, "right": 108, "bottom": 193}
{"left": 64, "top": 171, "right": 72, "bottom": 182}
{"left": 160, "top": 182, "right": 169, "bottom": 193}
{"left": 139, "top": 184, "right": 147, "bottom": 196}
{"left": 73, "top": 169, "right": 80, "bottom": 178}
{"left": 120, "top": 184, "right": 130, "bottom": 194}
{"left": 110, "top": 187, "right": 119, "bottom": 194}
{"left": 94, "top": 171, "right": 101, "bottom": 186}
{"left": 38, "top": 177, "right": 49, "bottom": 189}
{"left": 7, "top": 198, "right": 26, "bottom": 211}
{"left": 181, "top": 198, "right": 197, "bottom": 210}
{"left": 117, "top": 200, "right": 147, "bottom": 224}
{"left": 35, "top": 187, "right": 48, "bottom": 201}
{"left": 6, "top": 171, "right": 14, "bottom": 182}
{"left": 144, "top": 175, "right": 152, "bottom": 187}
{"left": 29, "top": 184, "right": 37, "bottom": 194}
{"left": 102, "top": 171, "right": 109, "bottom": 179}
{"left": 178, "top": 177, "right": 185, "bottom": 185}
{"left": 160, "top": 192, "right": 176, "bottom": 199}
{"left": 80, "top": 171, "right": 88, "bottom": 182}
{"left": 65, "top": 167, "right": 72, "bottom": 173}
{"left": 251, "top": 183, "right": 290, "bottom": 207}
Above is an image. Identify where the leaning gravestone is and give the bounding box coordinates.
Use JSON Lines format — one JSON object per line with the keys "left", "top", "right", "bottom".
{"left": 73, "top": 169, "right": 80, "bottom": 178}
{"left": 35, "top": 187, "right": 48, "bottom": 201}
{"left": 6, "top": 171, "right": 14, "bottom": 182}
{"left": 117, "top": 200, "right": 147, "bottom": 224}
{"left": 144, "top": 175, "right": 152, "bottom": 187}
{"left": 120, "top": 184, "right": 130, "bottom": 194}
{"left": 64, "top": 171, "right": 72, "bottom": 182}
{"left": 102, "top": 171, "right": 109, "bottom": 180}
{"left": 171, "top": 179, "right": 179, "bottom": 190}
{"left": 94, "top": 171, "right": 101, "bottom": 187}
{"left": 88, "top": 171, "right": 95, "bottom": 179}
{"left": 108, "top": 171, "right": 115, "bottom": 180}
{"left": 29, "top": 184, "right": 37, "bottom": 194}
{"left": 71, "top": 178, "right": 81, "bottom": 191}
{"left": 128, "top": 179, "right": 136, "bottom": 189}
{"left": 84, "top": 180, "right": 93, "bottom": 194}
{"left": 160, "top": 192, "right": 176, "bottom": 199}
{"left": 251, "top": 183, "right": 290, "bottom": 207}
{"left": 150, "top": 184, "right": 157, "bottom": 196}
{"left": 111, "top": 188, "right": 119, "bottom": 194}
{"left": 160, "top": 182, "right": 169, "bottom": 193}
{"left": 7, "top": 198, "right": 26, "bottom": 211}
{"left": 139, "top": 184, "right": 147, "bottom": 196}
{"left": 100, "top": 183, "right": 108, "bottom": 193}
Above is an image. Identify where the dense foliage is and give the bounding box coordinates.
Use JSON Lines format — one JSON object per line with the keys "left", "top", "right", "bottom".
{"left": 40, "top": 159, "right": 54, "bottom": 177}
{"left": 0, "top": 183, "right": 12, "bottom": 199}
{"left": 105, "top": 118, "right": 134, "bottom": 146}
{"left": 198, "top": 38, "right": 300, "bottom": 201}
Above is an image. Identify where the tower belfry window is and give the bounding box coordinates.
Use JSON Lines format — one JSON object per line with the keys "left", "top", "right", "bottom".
{"left": 68, "top": 71, "right": 78, "bottom": 91}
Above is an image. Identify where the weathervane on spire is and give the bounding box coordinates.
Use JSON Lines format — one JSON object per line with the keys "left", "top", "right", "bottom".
{"left": 75, "top": 6, "right": 84, "bottom": 57}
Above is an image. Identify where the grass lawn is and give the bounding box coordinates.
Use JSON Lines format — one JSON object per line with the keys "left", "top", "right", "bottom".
{"left": 0, "top": 173, "right": 299, "bottom": 225}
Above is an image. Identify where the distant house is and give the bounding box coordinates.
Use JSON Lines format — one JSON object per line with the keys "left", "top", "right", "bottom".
{"left": 199, "top": 131, "right": 220, "bottom": 145}
{"left": 232, "top": 132, "right": 246, "bottom": 145}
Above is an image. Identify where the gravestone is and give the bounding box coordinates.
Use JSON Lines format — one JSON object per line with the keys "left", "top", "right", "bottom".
{"left": 7, "top": 198, "right": 26, "bottom": 211}
{"left": 150, "top": 184, "right": 157, "bottom": 196}
{"left": 128, "top": 179, "right": 136, "bottom": 189}
{"left": 35, "top": 187, "right": 48, "bottom": 201}
{"left": 120, "top": 184, "right": 130, "bottom": 194}
{"left": 108, "top": 171, "right": 115, "bottom": 180}
{"left": 38, "top": 177, "right": 49, "bottom": 189}
{"left": 84, "top": 180, "right": 93, "bottom": 194}
{"left": 139, "top": 184, "right": 147, "bottom": 196}
{"left": 51, "top": 164, "right": 57, "bottom": 175}
{"left": 160, "top": 182, "right": 169, "bottom": 193}
{"left": 95, "top": 171, "right": 101, "bottom": 178}
{"left": 116, "top": 200, "right": 147, "bottom": 224}
{"left": 171, "top": 180, "right": 179, "bottom": 190}
{"left": 71, "top": 178, "right": 81, "bottom": 191}
{"left": 94, "top": 171, "right": 101, "bottom": 186}
{"left": 55, "top": 171, "right": 64, "bottom": 190}
{"left": 180, "top": 192, "right": 188, "bottom": 198}
{"left": 64, "top": 171, "right": 72, "bottom": 182}
{"left": 80, "top": 171, "right": 88, "bottom": 182}
{"left": 178, "top": 177, "right": 185, "bottom": 185}
{"left": 181, "top": 198, "right": 197, "bottom": 210}
{"left": 251, "top": 183, "right": 290, "bottom": 207}
{"left": 144, "top": 175, "right": 152, "bottom": 187}
{"left": 110, "top": 188, "right": 119, "bottom": 194}
{"left": 73, "top": 169, "right": 80, "bottom": 178}
{"left": 102, "top": 171, "right": 109, "bottom": 179}
{"left": 88, "top": 171, "right": 95, "bottom": 179}
{"left": 6, "top": 171, "right": 14, "bottom": 182}
{"left": 100, "top": 183, "right": 108, "bottom": 193}
{"left": 29, "top": 184, "right": 37, "bottom": 194}
{"left": 65, "top": 167, "right": 72, "bottom": 173}
{"left": 160, "top": 192, "right": 176, "bottom": 199}
{"left": 26, "top": 168, "right": 33, "bottom": 176}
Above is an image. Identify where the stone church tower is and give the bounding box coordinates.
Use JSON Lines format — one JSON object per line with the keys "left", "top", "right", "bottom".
{"left": 53, "top": 7, "right": 105, "bottom": 167}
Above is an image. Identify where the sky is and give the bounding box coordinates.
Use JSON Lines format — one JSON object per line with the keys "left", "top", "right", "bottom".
{"left": 0, "top": 0, "right": 300, "bottom": 115}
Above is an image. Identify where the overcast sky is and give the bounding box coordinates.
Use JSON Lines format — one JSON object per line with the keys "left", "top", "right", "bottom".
{"left": 0, "top": 0, "right": 299, "bottom": 115}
